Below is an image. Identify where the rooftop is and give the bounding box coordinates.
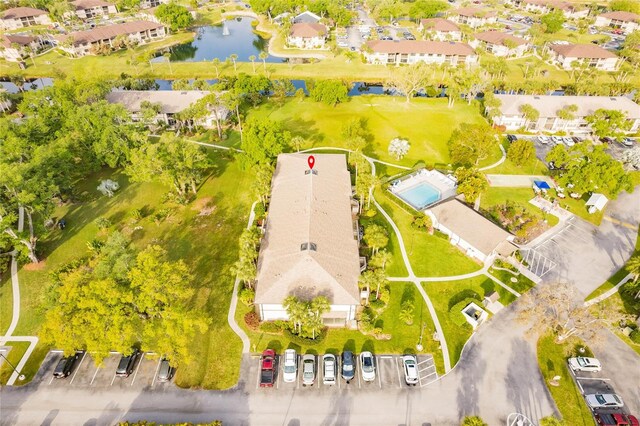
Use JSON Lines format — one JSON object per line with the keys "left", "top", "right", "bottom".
{"left": 549, "top": 43, "right": 617, "bottom": 59}
{"left": 60, "top": 20, "right": 164, "bottom": 46}
{"left": 366, "top": 40, "right": 476, "bottom": 56}
{"left": 2, "top": 7, "right": 48, "bottom": 19}
{"left": 452, "top": 7, "right": 497, "bottom": 18}
{"left": 106, "top": 90, "right": 212, "bottom": 114}
{"left": 290, "top": 22, "right": 327, "bottom": 38}
{"left": 70, "top": 0, "right": 116, "bottom": 10}
{"left": 1, "top": 34, "right": 37, "bottom": 48}
{"left": 494, "top": 94, "right": 640, "bottom": 120}
{"left": 475, "top": 30, "right": 528, "bottom": 47}
{"left": 599, "top": 11, "right": 640, "bottom": 22}
{"left": 420, "top": 18, "right": 461, "bottom": 32}
{"left": 254, "top": 154, "right": 360, "bottom": 306}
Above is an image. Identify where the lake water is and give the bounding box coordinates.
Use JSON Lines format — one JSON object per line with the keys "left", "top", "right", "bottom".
{"left": 163, "top": 18, "right": 283, "bottom": 63}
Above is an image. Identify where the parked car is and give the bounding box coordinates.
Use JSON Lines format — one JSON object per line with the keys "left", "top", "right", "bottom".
{"left": 538, "top": 136, "right": 550, "bottom": 144}
{"left": 157, "top": 358, "right": 175, "bottom": 382}
{"left": 506, "top": 134, "right": 517, "bottom": 143}
{"left": 259, "top": 349, "right": 276, "bottom": 387}
{"left": 53, "top": 350, "right": 84, "bottom": 379}
{"left": 322, "top": 354, "right": 337, "bottom": 385}
{"left": 341, "top": 351, "right": 355, "bottom": 382}
{"left": 302, "top": 354, "right": 316, "bottom": 386}
{"left": 282, "top": 349, "right": 297, "bottom": 383}
{"left": 563, "top": 137, "right": 575, "bottom": 146}
{"left": 405, "top": 34, "right": 416, "bottom": 40}
{"left": 337, "top": 40, "right": 348, "bottom": 47}
{"left": 596, "top": 413, "right": 639, "bottom": 426}
{"left": 602, "top": 136, "right": 616, "bottom": 144}
{"left": 116, "top": 349, "right": 140, "bottom": 377}
{"left": 360, "top": 351, "right": 376, "bottom": 382}
{"left": 402, "top": 355, "right": 419, "bottom": 386}
{"left": 568, "top": 356, "right": 602, "bottom": 372}
{"left": 621, "top": 137, "right": 635, "bottom": 147}
{"left": 551, "top": 136, "right": 563, "bottom": 144}
{"left": 571, "top": 136, "right": 583, "bottom": 144}
{"left": 586, "top": 393, "right": 624, "bottom": 409}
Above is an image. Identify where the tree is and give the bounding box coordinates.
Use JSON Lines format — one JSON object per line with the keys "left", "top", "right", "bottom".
{"left": 289, "top": 135, "right": 305, "bottom": 152}
{"left": 626, "top": 254, "right": 640, "bottom": 283}
{"left": 155, "top": 3, "right": 193, "bottom": 31}
{"left": 448, "top": 123, "right": 497, "bottom": 166}
{"left": 370, "top": 249, "right": 392, "bottom": 271}
{"left": 610, "top": 0, "right": 640, "bottom": 14}
{"left": 272, "top": 79, "right": 294, "bottom": 107}
{"left": 518, "top": 103, "right": 540, "bottom": 130}
{"left": 364, "top": 224, "right": 389, "bottom": 255}
{"left": 229, "top": 54, "right": 238, "bottom": 73}
{"left": 388, "top": 138, "right": 410, "bottom": 160}
{"left": 259, "top": 51, "right": 269, "bottom": 72}
{"left": 517, "top": 282, "right": 602, "bottom": 342}
{"left": 455, "top": 167, "right": 488, "bottom": 204}
{"left": 408, "top": 0, "right": 449, "bottom": 20}
{"left": 388, "top": 62, "right": 431, "bottom": 102}
{"left": 239, "top": 117, "right": 291, "bottom": 167}
{"left": 251, "top": 163, "right": 274, "bottom": 207}
{"left": 507, "top": 139, "right": 536, "bottom": 166}
{"left": 411, "top": 212, "right": 433, "bottom": 232}
{"left": 585, "top": 109, "right": 631, "bottom": 139}
{"left": 541, "top": 10, "right": 565, "bottom": 33}
{"left": 399, "top": 300, "right": 414, "bottom": 325}
{"left": 539, "top": 416, "right": 566, "bottom": 426}
{"left": 283, "top": 295, "right": 329, "bottom": 339}
{"left": 461, "top": 416, "right": 488, "bottom": 426}
{"left": 212, "top": 57, "right": 221, "bottom": 78}
{"left": 249, "top": 54, "right": 256, "bottom": 73}
{"left": 127, "top": 133, "right": 211, "bottom": 198}
{"left": 556, "top": 104, "right": 578, "bottom": 130}
{"left": 451, "top": 68, "right": 484, "bottom": 105}
{"left": 483, "top": 91, "right": 502, "bottom": 119}
{"left": 309, "top": 80, "right": 349, "bottom": 106}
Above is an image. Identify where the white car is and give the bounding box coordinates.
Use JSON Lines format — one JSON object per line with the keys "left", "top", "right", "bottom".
{"left": 322, "top": 354, "right": 336, "bottom": 385}
{"left": 360, "top": 351, "right": 376, "bottom": 382}
{"left": 563, "top": 137, "right": 575, "bottom": 146}
{"left": 302, "top": 354, "right": 315, "bottom": 386}
{"left": 568, "top": 357, "right": 602, "bottom": 372}
{"left": 551, "top": 136, "right": 563, "bottom": 144}
{"left": 538, "top": 136, "right": 550, "bottom": 144}
{"left": 337, "top": 40, "right": 348, "bottom": 47}
{"left": 282, "top": 349, "right": 297, "bottom": 383}
{"left": 586, "top": 393, "right": 624, "bottom": 409}
{"left": 402, "top": 355, "right": 419, "bottom": 386}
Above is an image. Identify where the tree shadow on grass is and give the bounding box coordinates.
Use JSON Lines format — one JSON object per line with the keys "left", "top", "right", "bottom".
{"left": 343, "top": 339, "right": 356, "bottom": 352}
{"left": 279, "top": 117, "right": 324, "bottom": 145}
{"left": 361, "top": 339, "right": 376, "bottom": 353}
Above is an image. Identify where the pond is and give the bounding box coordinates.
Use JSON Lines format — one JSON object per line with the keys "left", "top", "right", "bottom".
{"left": 160, "top": 17, "right": 284, "bottom": 63}
{"left": 0, "top": 77, "right": 53, "bottom": 93}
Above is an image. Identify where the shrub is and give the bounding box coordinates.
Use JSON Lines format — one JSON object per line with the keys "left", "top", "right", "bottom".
{"left": 239, "top": 287, "right": 255, "bottom": 306}
{"left": 129, "top": 208, "right": 142, "bottom": 222}
{"left": 95, "top": 217, "right": 112, "bottom": 229}
{"left": 284, "top": 328, "right": 326, "bottom": 345}
{"left": 448, "top": 289, "right": 482, "bottom": 310}
{"left": 450, "top": 300, "right": 477, "bottom": 327}
{"left": 370, "top": 298, "right": 386, "bottom": 312}
{"left": 631, "top": 330, "right": 640, "bottom": 344}
{"left": 259, "top": 320, "right": 287, "bottom": 334}
{"left": 244, "top": 311, "right": 260, "bottom": 330}
{"left": 254, "top": 203, "right": 266, "bottom": 220}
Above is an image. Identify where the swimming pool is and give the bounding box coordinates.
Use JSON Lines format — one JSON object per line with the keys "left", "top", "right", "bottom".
{"left": 396, "top": 182, "right": 442, "bottom": 210}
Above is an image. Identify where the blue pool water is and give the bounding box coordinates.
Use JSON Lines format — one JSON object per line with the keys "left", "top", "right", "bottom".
{"left": 397, "top": 182, "right": 441, "bottom": 209}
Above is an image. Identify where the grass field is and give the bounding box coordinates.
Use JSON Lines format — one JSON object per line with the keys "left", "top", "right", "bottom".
{"left": 250, "top": 96, "right": 492, "bottom": 168}
{"left": 536, "top": 333, "right": 595, "bottom": 426}
{"left": 480, "top": 187, "right": 560, "bottom": 228}
{"left": 0, "top": 152, "right": 253, "bottom": 389}
{"left": 237, "top": 281, "right": 446, "bottom": 375}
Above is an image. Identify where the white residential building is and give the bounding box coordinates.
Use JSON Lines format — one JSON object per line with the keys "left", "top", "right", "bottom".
{"left": 508, "top": 0, "right": 589, "bottom": 19}
{"left": 287, "top": 22, "right": 327, "bottom": 49}
{"left": 470, "top": 31, "right": 530, "bottom": 57}
{"left": 0, "top": 34, "right": 45, "bottom": 62}
{"left": 419, "top": 18, "right": 462, "bottom": 41}
{"left": 292, "top": 11, "right": 322, "bottom": 24}
{"left": 1, "top": 7, "right": 51, "bottom": 30}
{"left": 139, "top": 0, "right": 167, "bottom": 9}
{"left": 490, "top": 94, "right": 640, "bottom": 134}
{"left": 548, "top": 43, "right": 620, "bottom": 71}
{"left": 594, "top": 11, "right": 640, "bottom": 34}
{"left": 254, "top": 154, "right": 361, "bottom": 327}
{"left": 364, "top": 40, "right": 478, "bottom": 66}
{"left": 68, "top": 0, "right": 118, "bottom": 20}
{"left": 448, "top": 7, "right": 497, "bottom": 29}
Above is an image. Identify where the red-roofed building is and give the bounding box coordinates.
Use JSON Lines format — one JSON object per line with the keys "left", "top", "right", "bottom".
{"left": 418, "top": 18, "right": 462, "bottom": 41}
{"left": 67, "top": 0, "right": 118, "bottom": 20}
{"left": 287, "top": 22, "right": 327, "bottom": 49}
{"left": 595, "top": 11, "right": 640, "bottom": 34}
{"left": 548, "top": 43, "right": 620, "bottom": 71}
{"left": 470, "top": 31, "right": 530, "bottom": 57}
{"left": 448, "top": 7, "right": 497, "bottom": 29}
{"left": 508, "top": 0, "right": 589, "bottom": 19}
{"left": 0, "top": 34, "right": 46, "bottom": 62}
{"left": 364, "top": 40, "right": 478, "bottom": 66}
{"left": 1, "top": 7, "right": 51, "bottom": 30}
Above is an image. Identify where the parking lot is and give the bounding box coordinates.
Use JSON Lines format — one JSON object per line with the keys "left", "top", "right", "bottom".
{"left": 568, "top": 362, "right": 634, "bottom": 418}
{"left": 33, "top": 350, "right": 173, "bottom": 389}
{"left": 250, "top": 353, "right": 438, "bottom": 392}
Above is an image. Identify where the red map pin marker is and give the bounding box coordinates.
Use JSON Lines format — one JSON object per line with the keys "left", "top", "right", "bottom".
{"left": 308, "top": 155, "right": 315, "bottom": 170}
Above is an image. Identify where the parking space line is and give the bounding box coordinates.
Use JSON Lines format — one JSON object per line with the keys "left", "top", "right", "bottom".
{"left": 376, "top": 357, "right": 382, "bottom": 389}
{"left": 69, "top": 351, "right": 86, "bottom": 385}
{"left": 357, "top": 357, "right": 361, "bottom": 389}
{"left": 130, "top": 352, "right": 144, "bottom": 386}
{"left": 255, "top": 358, "right": 261, "bottom": 390}
{"left": 110, "top": 369, "right": 117, "bottom": 386}
{"left": 576, "top": 377, "right": 611, "bottom": 381}
{"left": 90, "top": 366, "right": 100, "bottom": 385}
{"left": 297, "top": 356, "right": 301, "bottom": 389}
{"left": 48, "top": 374, "right": 55, "bottom": 385}
{"left": 151, "top": 357, "right": 162, "bottom": 387}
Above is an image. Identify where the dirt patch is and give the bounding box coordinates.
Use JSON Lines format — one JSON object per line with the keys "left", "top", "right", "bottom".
{"left": 23, "top": 260, "right": 47, "bottom": 271}
{"left": 192, "top": 197, "right": 217, "bottom": 216}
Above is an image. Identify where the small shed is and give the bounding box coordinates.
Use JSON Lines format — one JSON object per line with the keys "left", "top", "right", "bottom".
{"left": 533, "top": 180, "right": 551, "bottom": 193}
{"left": 586, "top": 193, "right": 608, "bottom": 213}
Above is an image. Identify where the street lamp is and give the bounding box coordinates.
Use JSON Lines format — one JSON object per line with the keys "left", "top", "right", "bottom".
{"left": 0, "top": 352, "right": 26, "bottom": 381}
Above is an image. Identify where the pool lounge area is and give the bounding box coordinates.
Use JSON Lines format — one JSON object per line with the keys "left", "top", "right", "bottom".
{"left": 390, "top": 169, "right": 458, "bottom": 211}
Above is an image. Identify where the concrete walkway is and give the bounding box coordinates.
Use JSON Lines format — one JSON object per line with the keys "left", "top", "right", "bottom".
{"left": 487, "top": 174, "right": 552, "bottom": 187}
{"left": 479, "top": 142, "right": 506, "bottom": 172}
{"left": 584, "top": 272, "right": 634, "bottom": 307}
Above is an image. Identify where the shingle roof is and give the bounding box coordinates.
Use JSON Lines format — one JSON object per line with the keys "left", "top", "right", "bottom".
{"left": 106, "top": 90, "right": 212, "bottom": 114}
{"left": 599, "top": 11, "right": 640, "bottom": 22}
{"left": 420, "top": 18, "right": 460, "bottom": 32}
{"left": 429, "top": 199, "right": 516, "bottom": 257}
{"left": 494, "top": 94, "right": 640, "bottom": 120}
{"left": 290, "top": 22, "right": 327, "bottom": 38}
{"left": 254, "top": 154, "right": 360, "bottom": 306}
{"left": 453, "top": 7, "right": 497, "bottom": 18}
{"left": 549, "top": 43, "right": 617, "bottom": 59}
{"left": 62, "top": 20, "right": 164, "bottom": 45}
{"left": 70, "top": 0, "right": 115, "bottom": 10}
{"left": 367, "top": 40, "right": 476, "bottom": 56}
{"left": 475, "top": 30, "right": 528, "bottom": 47}
{"left": 1, "top": 34, "right": 37, "bottom": 48}
{"left": 2, "top": 7, "right": 48, "bottom": 19}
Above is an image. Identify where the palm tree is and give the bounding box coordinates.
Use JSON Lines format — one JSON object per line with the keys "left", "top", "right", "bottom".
{"left": 229, "top": 54, "right": 238, "bottom": 73}
{"left": 259, "top": 51, "right": 268, "bottom": 72}
{"left": 163, "top": 52, "right": 173, "bottom": 74}
{"left": 283, "top": 296, "right": 304, "bottom": 334}
{"left": 628, "top": 255, "right": 640, "bottom": 283}
{"left": 518, "top": 103, "right": 539, "bottom": 131}
{"left": 366, "top": 173, "right": 382, "bottom": 209}
{"left": 370, "top": 249, "right": 392, "bottom": 271}
{"left": 212, "top": 57, "right": 221, "bottom": 79}
{"left": 249, "top": 54, "right": 256, "bottom": 73}
{"left": 289, "top": 135, "right": 305, "bottom": 152}
{"left": 556, "top": 104, "right": 578, "bottom": 131}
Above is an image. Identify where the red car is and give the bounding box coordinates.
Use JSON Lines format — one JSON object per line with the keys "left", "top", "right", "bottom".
{"left": 259, "top": 349, "right": 276, "bottom": 387}
{"left": 596, "top": 413, "right": 639, "bottom": 426}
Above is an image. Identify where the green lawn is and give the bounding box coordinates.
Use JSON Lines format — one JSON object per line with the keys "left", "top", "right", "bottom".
{"left": 423, "top": 276, "right": 517, "bottom": 365}
{"left": 487, "top": 140, "right": 549, "bottom": 175}
{"left": 250, "top": 96, "right": 490, "bottom": 167}
{"left": 0, "top": 153, "right": 253, "bottom": 389}
{"left": 536, "top": 333, "right": 595, "bottom": 426}
{"left": 480, "top": 187, "right": 560, "bottom": 228}
{"left": 237, "top": 281, "right": 446, "bottom": 375}
{"left": 0, "top": 342, "right": 49, "bottom": 385}
{"left": 360, "top": 207, "right": 408, "bottom": 278}
{"left": 556, "top": 192, "right": 603, "bottom": 225}
{"left": 486, "top": 267, "right": 537, "bottom": 295}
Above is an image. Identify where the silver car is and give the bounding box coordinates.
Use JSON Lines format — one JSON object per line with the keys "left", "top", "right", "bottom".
{"left": 586, "top": 393, "right": 623, "bottom": 409}
{"left": 360, "top": 351, "right": 376, "bottom": 382}
{"left": 568, "top": 356, "right": 601, "bottom": 372}
{"left": 402, "top": 355, "right": 419, "bottom": 386}
{"left": 302, "top": 354, "right": 315, "bottom": 386}
{"left": 322, "top": 354, "right": 337, "bottom": 386}
{"left": 282, "top": 349, "right": 297, "bottom": 383}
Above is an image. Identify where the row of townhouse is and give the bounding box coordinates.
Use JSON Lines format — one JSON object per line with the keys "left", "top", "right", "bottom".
{"left": 490, "top": 95, "right": 640, "bottom": 134}
{"left": 547, "top": 43, "right": 620, "bottom": 71}
{"left": 594, "top": 11, "right": 640, "bottom": 35}
{"left": 507, "top": 0, "right": 589, "bottom": 19}
{"left": 1, "top": 0, "right": 166, "bottom": 29}
{"left": 0, "top": 34, "right": 48, "bottom": 62}
{"left": 364, "top": 40, "right": 478, "bottom": 66}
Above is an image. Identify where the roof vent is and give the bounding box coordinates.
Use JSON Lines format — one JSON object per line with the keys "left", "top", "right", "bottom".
{"left": 304, "top": 170, "right": 318, "bottom": 175}
{"left": 533, "top": 96, "right": 540, "bottom": 99}
{"left": 610, "top": 97, "right": 617, "bottom": 101}
{"left": 181, "top": 91, "right": 188, "bottom": 95}
{"left": 300, "top": 242, "right": 317, "bottom": 251}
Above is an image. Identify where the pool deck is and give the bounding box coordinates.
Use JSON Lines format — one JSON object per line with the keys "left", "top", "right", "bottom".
{"left": 390, "top": 169, "right": 457, "bottom": 211}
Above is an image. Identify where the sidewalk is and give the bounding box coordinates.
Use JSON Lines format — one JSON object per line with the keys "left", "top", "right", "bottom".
{"left": 486, "top": 174, "right": 553, "bottom": 188}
